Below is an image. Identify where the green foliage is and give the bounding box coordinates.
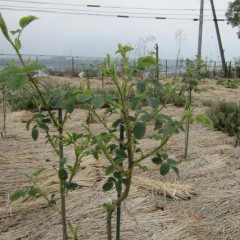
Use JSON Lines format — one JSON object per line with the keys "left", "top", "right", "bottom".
{"left": 216, "top": 78, "right": 240, "bottom": 89}
{"left": 206, "top": 101, "right": 240, "bottom": 146}
{"left": 225, "top": 0, "right": 240, "bottom": 27}
{"left": 83, "top": 44, "right": 184, "bottom": 239}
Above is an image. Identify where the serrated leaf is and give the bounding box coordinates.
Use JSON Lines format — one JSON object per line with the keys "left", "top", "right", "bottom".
{"left": 10, "top": 29, "right": 21, "bottom": 35}
{"left": 108, "top": 176, "right": 116, "bottom": 182}
{"left": 151, "top": 156, "right": 162, "bottom": 165}
{"left": 10, "top": 190, "right": 24, "bottom": 201}
{"left": 19, "top": 15, "right": 38, "bottom": 28}
{"left": 91, "top": 95, "right": 105, "bottom": 108}
{"left": 65, "top": 182, "right": 79, "bottom": 191}
{"left": 130, "top": 96, "right": 142, "bottom": 110}
{"left": 105, "top": 165, "right": 115, "bottom": 175}
{"left": 160, "top": 163, "right": 170, "bottom": 176}
{"left": 139, "top": 55, "right": 156, "bottom": 67}
{"left": 0, "top": 13, "right": 10, "bottom": 41}
{"left": 8, "top": 74, "right": 29, "bottom": 89}
{"left": 15, "top": 37, "right": 21, "bottom": 50}
{"left": 27, "top": 186, "right": 38, "bottom": 197}
{"left": 49, "top": 95, "right": 62, "bottom": 108}
{"left": 133, "top": 122, "right": 146, "bottom": 139}
{"left": 22, "top": 61, "right": 45, "bottom": 74}
{"left": 102, "top": 181, "right": 113, "bottom": 191}
{"left": 26, "top": 120, "right": 31, "bottom": 131}
{"left": 167, "top": 158, "right": 177, "bottom": 166}
{"left": 77, "top": 94, "right": 92, "bottom": 102}
{"left": 113, "top": 171, "right": 121, "bottom": 180}
{"left": 147, "top": 97, "right": 160, "bottom": 110}
{"left": 92, "top": 150, "right": 99, "bottom": 160}
{"left": 64, "top": 102, "right": 75, "bottom": 113}
{"left": 108, "top": 144, "right": 118, "bottom": 153}
{"left": 116, "top": 149, "right": 127, "bottom": 159}
{"left": 31, "top": 126, "right": 39, "bottom": 140}
{"left": 112, "top": 118, "right": 122, "bottom": 128}
{"left": 58, "top": 169, "right": 68, "bottom": 181}
{"left": 195, "top": 114, "right": 213, "bottom": 128}
{"left": 38, "top": 123, "right": 49, "bottom": 131}
{"left": 115, "top": 181, "right": 122, "bottom": 194}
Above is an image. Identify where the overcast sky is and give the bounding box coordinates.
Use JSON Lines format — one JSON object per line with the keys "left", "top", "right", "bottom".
{"left": 0, "top": 0, "right": 239, "bottom": 61}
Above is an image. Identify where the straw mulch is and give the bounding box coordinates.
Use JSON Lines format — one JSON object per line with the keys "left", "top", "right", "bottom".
{"left": 1, "top": 79, "right": 240, "bottom": 239}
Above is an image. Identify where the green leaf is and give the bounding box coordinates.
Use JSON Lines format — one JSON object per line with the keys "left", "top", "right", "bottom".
{"left": 108, "top": 144, "right": 118, "bottom": 153}
{"left": 92, "top": 150, "right": 99, "bottom": 160}
{"left": 137, "top": 81, "right": 146, "bottom": 93}
{"left": 19, "top": 15, "right": 38, "bottom": 28}
{"left": 115, "top": 181, "right": 122, "bottom": 194}
{"left": 195, "top": 114, "right": 213, "bottom": 128}
{"left": 105, "top": 165, "right": 115, "bottom": 175}
{"left": 0, "top": 13, "right": 10, "bottom": 41}
{"left": 6, "top": 75, "right": 29, "bottom": 90}
{"left": 167, "top": 158, "right": 177, "bottom": 166}
{"left": 65, "top": 182, "right": 79, "bottom": 191}
{"left": 10, "top": 190, "right": 24, "bottom": 201}
{"left": 133, "top": 122, "right": 146, "bottom": 139}
{"left": 77, "top": 94, "right": 92, "bottom": 102}
{"left": 49, "top": 95, "right": 62, "bottom": 108}
{"left": 139, "top": 55, "right": 156, "bottom": 66}
{"left": 64, "top": 102, "right": 75, "bottom": 113}
{"left": 15, "top": 37, "right": 21, "bottom": 50}
{"left": 10, "top": 29, "right": 21, "bottom": 35}
{"left": 27, "top": 186, "right": 38, "bottom": 197}
{"left": 102, "top": 181, "right": 114, "bottom": 192}
{"left": 130, "top": 96, "right": 142, "bottom": 110}
{"left": 38, "top": 123, "right": 49, "bottom": 131}
{"left": 154, "top": 119, "right": 163, "bottom": 130}
{"left": 116, "top": 149, "right": 127, "bottom": 159}
{"left": 23, "top": 62, "right": 45, "bottom": 74}
{"left": 31, "top": 126, "right": 39, "bottom": 140}
{"left": 26, "top": 120, "right": 31, "bottom": 131}
{"left": 91, "top": 95, "right": 105, "bottom": 108}
{"left": 112, "top": 118, "right": 122, "bottom": 128}
{"left": 171, "top": 166, "right": 180, "bottom": 178}
{"left": 147, "top": 97, "right": 160, "bottom": 110}
{"left": 122, "top": 178, "right": 129, "bottom": 187}
{"left": 108, "top": 176, "right": 117, "bottom": 182}
{"left": 113, "top": 171, "right": 121, "bottom": 180}
{"left": 0, "top": 66, "right": 23, "bottom": 78}
{"left": 32, "top": 168, "right": 46, "bottom": 177}
{"left": 160, "top": 163, "right": 170, "bottom": 176}
{"left": 151, "top": 156, "right": 162, "bottom": 165}
{"left": 58, "top": 169, "right": 68, "bottom": 181}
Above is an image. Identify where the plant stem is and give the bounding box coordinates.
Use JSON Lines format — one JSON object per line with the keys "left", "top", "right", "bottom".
{"left": 184, "top": 89, "right": 192, "bottom": 160}
{"left": 1, "top": 86, "right": 7, "bottom": 138}
{"left": 58, "top": 107, "right": 68, "bottom": 240}
{"left": 116, "top": 123, "right": 124, "bottom": 240}
{"left": 107, "top": 209, "right": 113, "bottom": 240}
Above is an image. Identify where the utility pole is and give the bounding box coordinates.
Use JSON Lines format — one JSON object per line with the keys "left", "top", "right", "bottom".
{"left": 197, "top": 0, "right": 204, "bottom": 60}
{"left": 210, "top": 0, "right": 227, "bottom": 77}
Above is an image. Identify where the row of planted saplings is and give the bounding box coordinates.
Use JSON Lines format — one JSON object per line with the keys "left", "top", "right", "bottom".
{"left": 0, "top": 14, "right": 212, "bottom": 240}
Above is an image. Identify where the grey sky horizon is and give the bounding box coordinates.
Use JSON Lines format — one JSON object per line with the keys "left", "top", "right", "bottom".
{"left": 0, "top": 0, "right": 239, "bottom": 61}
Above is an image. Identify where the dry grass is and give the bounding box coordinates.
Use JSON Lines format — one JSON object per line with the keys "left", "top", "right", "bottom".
{"left": 0, "top": 77, "right": 240, "bottom": 239}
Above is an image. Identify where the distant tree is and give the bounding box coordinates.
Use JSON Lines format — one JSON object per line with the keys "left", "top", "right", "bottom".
{"left": 225, "top": 0, "right": 240, "bottom": 38}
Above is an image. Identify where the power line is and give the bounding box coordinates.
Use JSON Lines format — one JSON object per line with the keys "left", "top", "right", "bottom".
{"left": 0, "top": 5, "right": 227, "bottom": 21}
{"left": 0, "top": 0, "right": 226, "bottom": 12}
{"left": 0, "top": 3, "right": 225, "bottom": 17}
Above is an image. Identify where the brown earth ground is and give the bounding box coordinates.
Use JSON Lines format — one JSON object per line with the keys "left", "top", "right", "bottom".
{"left": 0, "top": 76, "right": 240, "bottom": 240}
